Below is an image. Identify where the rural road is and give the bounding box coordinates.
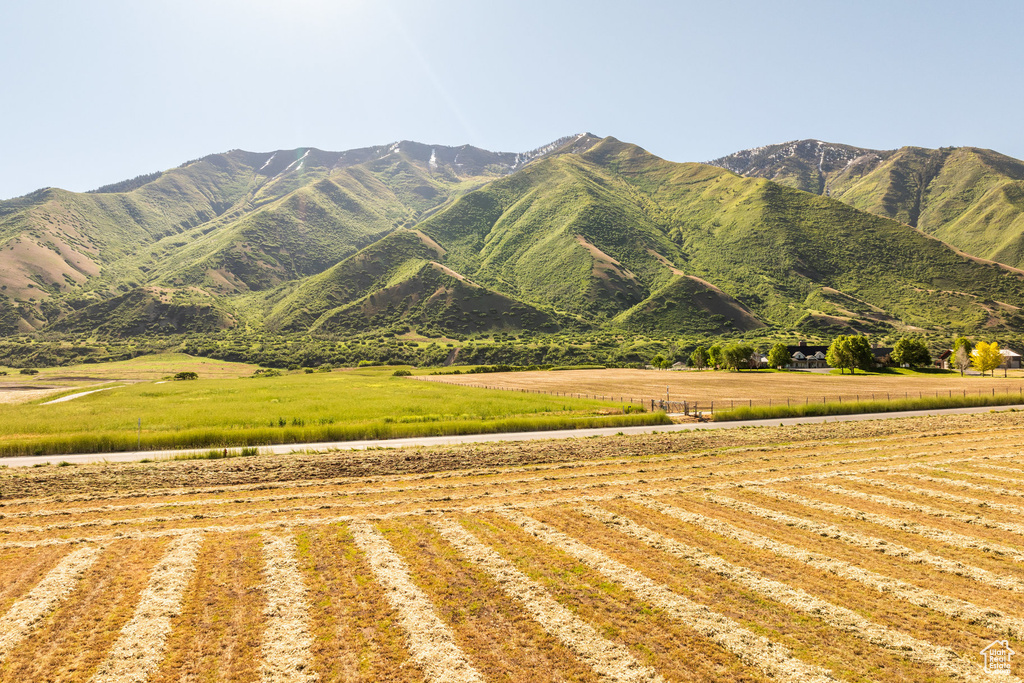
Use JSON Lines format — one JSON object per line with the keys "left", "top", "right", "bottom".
{"left": 4, "top": 403, "right": 1022, "bottom": 468}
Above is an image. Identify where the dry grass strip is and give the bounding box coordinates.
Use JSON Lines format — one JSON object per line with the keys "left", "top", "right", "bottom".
{"left": 633, "top": 497, "right": 1024, "bottom": 640}
{"left": 758, "top": 486, "right": 1024, "bottom": 565}
{"left": 844, "top": 475, "right": 1024, "bottom": 518}
{"left": 431, "top": 516, "right": 665, "bottom": 683}
{"left": 0, "top": 545, "right": 101, "bottom": 662}
{"left": 295, "top": 525, "right": 424, "bottom": 683}
{"left": 708, "top": 493, "right": 1024, "bottom": 593}
{"left": 580, "top": 504, "right": 1007, "bottom": 683}
{"left": 904, "top": 471, "right": 1024, "bottom": 500}
{"left": 500, "top": 510, "right": 837, "bottom": 683}
{"left": 0, "top": 545, "right": 76, "bottom": 616}
{"left": 89, "top": 533, "right": 203, "bottom": 683}
{"left": 814, "top": 481, "right": 1024, "bottom": 536}
{"left": 347, "top": 519, "right": 485, "bottom": 683}
{"left": 151, "top": 530, "right": 265, "bottom": 683}
{"left": 260, "top": 533, "right": 318, "bottom": 683}
{"left": 0, "top": 538, "right": 170, "bottom": 682}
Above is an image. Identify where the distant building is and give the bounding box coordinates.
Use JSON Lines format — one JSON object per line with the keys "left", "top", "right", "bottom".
{"left": 1000, "top": 348, "right": 1022, "bottom": 369}
{"left": 785, "top": 342, "right": 829, "bottom": 369}
{"left": 783, "top": 341, "right": 892, "bottom": 370}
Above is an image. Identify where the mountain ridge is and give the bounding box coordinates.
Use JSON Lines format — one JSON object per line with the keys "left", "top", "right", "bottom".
{"left": 4, "top": 134, "right": 1024, "bottom": 345}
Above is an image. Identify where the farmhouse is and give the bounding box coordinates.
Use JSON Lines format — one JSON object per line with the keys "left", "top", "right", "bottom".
{"left": 784, "top": 341, "right": 893, "bottom": 370}
{"left": 1001, "top": 348, "right": 1022, "bottom": 369}
{"left": 786, "top": 342, "right": 829, "bottom": 369}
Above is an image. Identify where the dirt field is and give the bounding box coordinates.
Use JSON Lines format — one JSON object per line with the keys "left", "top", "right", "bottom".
{"left": 421, "top": 367, "right": 1024, "bottom": 408}
{"left": 1, "top": 411, "right": 1023, "bottom": 680}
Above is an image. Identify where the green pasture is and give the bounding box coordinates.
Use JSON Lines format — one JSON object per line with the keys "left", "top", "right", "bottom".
{"left": 0, "top": 367, "right": 664, "bottom": 456}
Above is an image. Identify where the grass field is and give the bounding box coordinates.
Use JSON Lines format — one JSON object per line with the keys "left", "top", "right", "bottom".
{"left": 422, "top": 367, "right": 1024, "bottom": 411}
{"left": 0, "top": 365, "right": 659, "bottom": 456}
{"left": 2, "top": 411, "right": 1024, "bottom": 680}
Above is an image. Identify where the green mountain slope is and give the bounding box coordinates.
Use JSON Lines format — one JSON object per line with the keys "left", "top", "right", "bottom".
{"left": 0, "top": 137, "right": 594, "bottom": 331}
{"left": 408, "top": 138, "right": 1024, "bottom": 335}
{"left": 6, "top": 134, "right": 1024, "bottom": 342}
{"left": 712, "top": 141, "right": 1024, "bottom": 269}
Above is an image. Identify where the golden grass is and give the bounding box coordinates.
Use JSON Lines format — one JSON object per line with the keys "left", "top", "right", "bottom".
{"left": 462, "top": 513, "right": 777, "bottom": 682}
{"left": 6, "top": 411, "right": 1024, "bottom": 679}
{"left": 539, "top": 504, "right": 965, "bottom": 683}
{"left": 295, "top": 524, "right": 424, "bottom": 683}
{"left": 0, "top": 545, "right": 71, "bottom": 615}
{"left": 382, "top": 517, "right": 607, "bottom": 683}
{"left": 0, "top": 538, "right": 169, "bottom": 682}
{"left": 150, "top": 531, "right": 265, "bottom": 683}
{"left": 422, "top": 367, "right": 1024, "bottom": 405}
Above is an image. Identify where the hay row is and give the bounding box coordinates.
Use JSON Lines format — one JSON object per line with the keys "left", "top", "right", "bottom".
{"left": 0, "top": 545, "right": 102, "bottom": 661}
{"left": 581, "top": 504, "right": 1010, "bottom": 683}
{"left": 903, "top": 472, "right": 1024, "bottom": 500}
{"left": 2, "top": 443, "right": 961, "bottom": 532}
{"left": 6, "top": 430, "right": 1008, "bottom": 513}
{"left": 814, "top": 481, "right": 1024, "bottom": 536}
{"left": 758, "top": 487, "right": 1024, "bottom": 565}
{"left": 707, "top": 494, "right": 1024, "bottom": 592}
{"left": 431, "top": 517, "right": 664, "bottom": 683}
{"left": 259, "top": 533, "right": 317, "bottom": 683}
{"left": 0, "top": 450, "right": 976, "bottom": 539}
{"left": 347, "top": 520, "right": 485, "bottom": 683}
{"left": 501, "top": 510, "right": 836, "bottom": 683}
{"left": 90, "top": 533, "right": 203, "bottom": 683}
{"left": 634, "top": 497, "right": 1024, "bottom": 639}
{"left": 841, "top": 475, "right": 1024, "bottom": 519}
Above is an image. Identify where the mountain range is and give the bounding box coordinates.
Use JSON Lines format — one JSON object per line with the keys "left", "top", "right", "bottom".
{"left": 4, "top": 133, "right": 1024, "bottom": 342}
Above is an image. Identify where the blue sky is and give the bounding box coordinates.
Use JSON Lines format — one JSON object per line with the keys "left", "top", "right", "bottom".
{"left": 1, "top": 0, "right": 1021, "bottom": 199}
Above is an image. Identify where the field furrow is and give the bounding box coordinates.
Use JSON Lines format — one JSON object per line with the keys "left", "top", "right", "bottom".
{"left": 427, "top": 516, "right": 658, "bottom": 683}
{"left": 260, "top": 533, "right": 317, "bottom": 683}
{"left": 755, "top": 485, "right": 1024, "bottom": 564}
{"left": 807, "top": 482, "right": 1024, "bottom": 541}
{"left": 499, "top": 510, "right": 836, "bottom": 683}
{"left": 577, "top": 503, "right": 1005, "bottom": 683}
{"left": 626, "top": 496, "right": 1024, "bottom": 640}
{"left": 707, "top": 493, "right": 1024, "bottom": 594}
{"left": 903, "top": 471, "right": 1024, "bottom": 502}
{"left": 347, "top": 519, "right": 485, "bottom": 683}
{"left": 90, "top": 532, "right": 203, "bottom": 683}
{"left": 0, "top": 545, "right": 79, "bottom": 617}
{"left": 0, "top": 538, "right": 170, "bottom": 683}
{"left": 0, "top": 545, "right": 102, "bottom": 662}
{"left": 294, "top": 524, "right": 424, "bottom": 682}
{"left": 151, "top": 530, "right": 266, "bottom": 683}
{"left": 840, "top": 476, "right": 1024, "bottom": 519}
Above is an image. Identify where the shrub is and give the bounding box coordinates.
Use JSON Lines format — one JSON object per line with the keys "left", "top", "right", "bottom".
{"left": 392, "top": 369, "right": 412, "bottom": 376}
{"left": 19, "top": 368, "right": 39, "bottom": 375}
{"left": 173, "top": 371, "right": 199, "bottom": 381}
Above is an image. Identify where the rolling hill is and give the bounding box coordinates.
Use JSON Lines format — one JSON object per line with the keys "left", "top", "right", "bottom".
{"left": 4, "top": 134, "right": 1024, "bottom": 344}
{"left": 711, "top": 140, "right": 1024, "bottom": 269}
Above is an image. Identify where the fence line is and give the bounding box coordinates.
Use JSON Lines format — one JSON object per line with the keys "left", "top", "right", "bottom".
{"left": 416, "top": 377, "right": 1024, "bottom": 417}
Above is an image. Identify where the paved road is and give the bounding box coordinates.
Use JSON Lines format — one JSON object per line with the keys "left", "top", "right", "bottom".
{"left": 4, "top": 403, "right": 1020, "bottom": 468}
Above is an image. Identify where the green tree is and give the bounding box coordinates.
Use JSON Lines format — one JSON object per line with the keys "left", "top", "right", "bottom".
{"left": 722, "top": 343, "right": 755, "bottom": 371}
{"left": 767, "top": 343, "right": 790, "bottom": 370}
{"left": 848, "top": 335, "right": 874, "bottom": 373}
{"left": 892, "top": 338, "right": 931, "bottom": 368}
{"left": 707, "top": 344, "right": 723, "bottom": 369}
{"left": 972, "top": 341, "right": 1003, "bottom": 376}
{"left": 689, "top": 346, "right": 709, "bottom": 370}
{"left": 826, "top": 336, "right": 854, "bottom": 374}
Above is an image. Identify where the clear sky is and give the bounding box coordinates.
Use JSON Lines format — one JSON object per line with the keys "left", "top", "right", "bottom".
{"left": 1, "top": 0, "right": 1021, "bottom": 199}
